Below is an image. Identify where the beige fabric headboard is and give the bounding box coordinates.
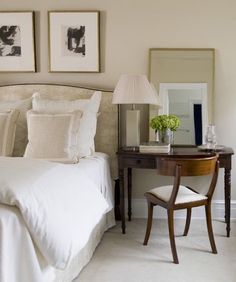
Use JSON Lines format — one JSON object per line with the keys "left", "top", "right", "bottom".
{"left": 0, "top": 84, "right": 118, "bottom": 178}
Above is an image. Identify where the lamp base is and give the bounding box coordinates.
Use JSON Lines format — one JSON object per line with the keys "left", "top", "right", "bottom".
{"left": 126, "top": 109, "right": 140, "bottom": 147}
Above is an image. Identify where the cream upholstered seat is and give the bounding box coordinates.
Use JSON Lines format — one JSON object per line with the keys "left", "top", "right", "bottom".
{"left": 148, "top": 185, "right": 207, "bottom": 204}
{"left": 143, "top": 154, "right": 219, "bottom": 264}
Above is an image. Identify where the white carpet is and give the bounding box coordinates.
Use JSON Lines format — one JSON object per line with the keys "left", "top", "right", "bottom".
{"left": 76, "top": 219, "right": 236, "bottom": 282}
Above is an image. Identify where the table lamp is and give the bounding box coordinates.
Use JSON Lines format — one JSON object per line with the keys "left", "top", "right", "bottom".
{"left": 112, "top": 74, "right": 161, "bottom": 147}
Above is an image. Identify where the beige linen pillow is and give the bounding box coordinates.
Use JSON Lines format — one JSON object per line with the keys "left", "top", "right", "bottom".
{"left": 24, "top": 110, "right": 83, "bottom": 163}
{"left": 0, "top": 109, "right": 20, "bottom": 156}
{"left": 32, "top": 91, "right": 101, "bottom": 157}
{"left": 0, "top": 98, "right": 32, "bottom": 156}
{"left": 32, "top": 92, "right": 89, "bottom": 112}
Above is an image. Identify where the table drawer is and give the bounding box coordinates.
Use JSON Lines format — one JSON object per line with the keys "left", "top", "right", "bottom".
{"left": 122, "top": 157, "right": 155, "bottom": 168}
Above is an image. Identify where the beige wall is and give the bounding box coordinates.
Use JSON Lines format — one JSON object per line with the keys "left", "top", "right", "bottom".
{"left": 0, "top": 0, "right": 236, "bottom": 202}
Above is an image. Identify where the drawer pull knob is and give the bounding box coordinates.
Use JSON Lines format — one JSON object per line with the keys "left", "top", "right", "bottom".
{"left": 137, "top": 159, "right": 141, "bottom": 164}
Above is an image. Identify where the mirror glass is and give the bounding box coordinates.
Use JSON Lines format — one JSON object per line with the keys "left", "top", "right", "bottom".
{"left": 149, "top": 48, "right": 215, "bottom": 145}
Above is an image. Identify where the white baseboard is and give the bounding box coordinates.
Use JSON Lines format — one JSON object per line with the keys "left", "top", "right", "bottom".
{"left": 126, "top": 198, "right": 236, "bottom": 220}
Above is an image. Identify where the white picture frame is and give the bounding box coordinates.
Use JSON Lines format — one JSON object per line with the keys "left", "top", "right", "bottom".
{"left": 0, "top": 11, "right": 36, "bottom": 72}
{"left": 48, "top": 11, "right": 100, "bottom": 73}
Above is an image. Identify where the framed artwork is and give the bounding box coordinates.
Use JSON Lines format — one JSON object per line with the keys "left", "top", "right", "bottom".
{"left": 0, "top": 11, "right": 36, "bottom": 72}
{"left": 48, "top": 11, "right": 100, "bottom": 72}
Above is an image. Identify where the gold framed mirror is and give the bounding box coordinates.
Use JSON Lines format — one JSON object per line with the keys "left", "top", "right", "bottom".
{"left": 149, "top": 48, "right": 215, "bottom": 145}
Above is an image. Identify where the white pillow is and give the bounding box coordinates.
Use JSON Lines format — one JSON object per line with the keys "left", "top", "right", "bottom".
{"left": 0, "top": 98, "right": 32, "bottom": 156}
{"left": 0, "top": 109, "right": 20, "bottom": 156}
{"left": 32, "top": 91, "right": 101, "bottom": 157}
{"left": 32, "top": 92, "right": 89, "bottom": 113}
{"left": 24, "top": 110, "right": 83, "bottom": 163}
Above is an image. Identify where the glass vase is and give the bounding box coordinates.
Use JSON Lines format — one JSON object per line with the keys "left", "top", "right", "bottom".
{"left": 156, "top": 129, "right": 173, "bottom": 144}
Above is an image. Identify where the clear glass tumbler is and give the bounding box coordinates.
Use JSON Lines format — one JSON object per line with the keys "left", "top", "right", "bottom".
{"left": 205, "top": 125, "right": 217, "bottom": 149}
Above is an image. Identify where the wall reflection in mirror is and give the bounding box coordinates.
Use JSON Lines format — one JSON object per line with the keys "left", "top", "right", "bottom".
{"left": 149, "top": 48, "right": 215, "bottom": 145}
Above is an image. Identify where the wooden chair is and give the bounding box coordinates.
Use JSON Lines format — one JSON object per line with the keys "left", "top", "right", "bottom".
{"left": 143, "top": 154, "right": 219, "bottom": 264}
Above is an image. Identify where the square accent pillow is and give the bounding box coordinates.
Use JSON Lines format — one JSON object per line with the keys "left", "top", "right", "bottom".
{"left": 32, "top": 91, "right": 101, "bottom": 157}
{"left": 0, "top": 109, "right": 20, "bottom": 156}
{"left": 32, "top": 92, "right": 89, "bottom": 113}
{"left": 0, "top": 98, "right": 32, "bottom": 156}
{"left": 24, "top": 110, "right": 83, "bottom": 163}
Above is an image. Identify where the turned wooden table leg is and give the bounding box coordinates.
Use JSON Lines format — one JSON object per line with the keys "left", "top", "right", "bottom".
{"left": 127, "top": 168, "right": 132, "bottom": 221}
{"left": 114, "top": 179, "right": 121, "bottom": 220}
{"left": 224, "top": 168, "right": 231, "bottom": 237}
{"left": 119, "top": 168, "right": 126, "bottom": 234}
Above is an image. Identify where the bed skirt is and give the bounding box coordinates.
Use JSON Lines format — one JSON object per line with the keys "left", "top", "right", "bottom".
{"left": 50, "top": 210, "right": 115, "bottom": 282}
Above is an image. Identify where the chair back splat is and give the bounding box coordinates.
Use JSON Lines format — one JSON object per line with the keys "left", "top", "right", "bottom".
{"left": 156, "top": 155, "right": 218, "bottom": 177}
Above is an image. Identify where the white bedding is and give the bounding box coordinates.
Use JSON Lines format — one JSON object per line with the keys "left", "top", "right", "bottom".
{"left": 0, "top": 153, "right": 115, "bottom": 282}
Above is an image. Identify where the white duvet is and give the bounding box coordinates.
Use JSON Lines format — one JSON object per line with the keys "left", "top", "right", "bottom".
{"left": 0, "top": 157, "right": 109, "bottom": 271}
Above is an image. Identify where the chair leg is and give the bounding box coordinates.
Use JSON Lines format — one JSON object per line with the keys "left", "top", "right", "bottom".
{"left": 183, "top": 208, "right": 192, "bottom": 236}
{"left": 167, "top": 209, "right": 179, "bottom": 264}
{"left": 143, "top": 201, "right": 154, "bottom": 246}
{"left": 205, "top": 204, "right": 217, "bottom": 254}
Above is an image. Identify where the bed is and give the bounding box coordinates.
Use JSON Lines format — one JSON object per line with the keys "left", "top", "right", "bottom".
{"left": 0, "top": 84, "right": 118, "bottom": 282}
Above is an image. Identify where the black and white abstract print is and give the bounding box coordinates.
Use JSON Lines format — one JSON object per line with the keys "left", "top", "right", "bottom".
{"left": 62, "top": 25, "right": 85, "bottom": 57}
{"left": 0, "top": 26, "right": 21, "bottom": 57}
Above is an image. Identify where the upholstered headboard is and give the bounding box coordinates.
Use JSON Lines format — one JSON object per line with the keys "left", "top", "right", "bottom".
{"left": 0, "top": 83, "right": 118, "bottom": 178}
